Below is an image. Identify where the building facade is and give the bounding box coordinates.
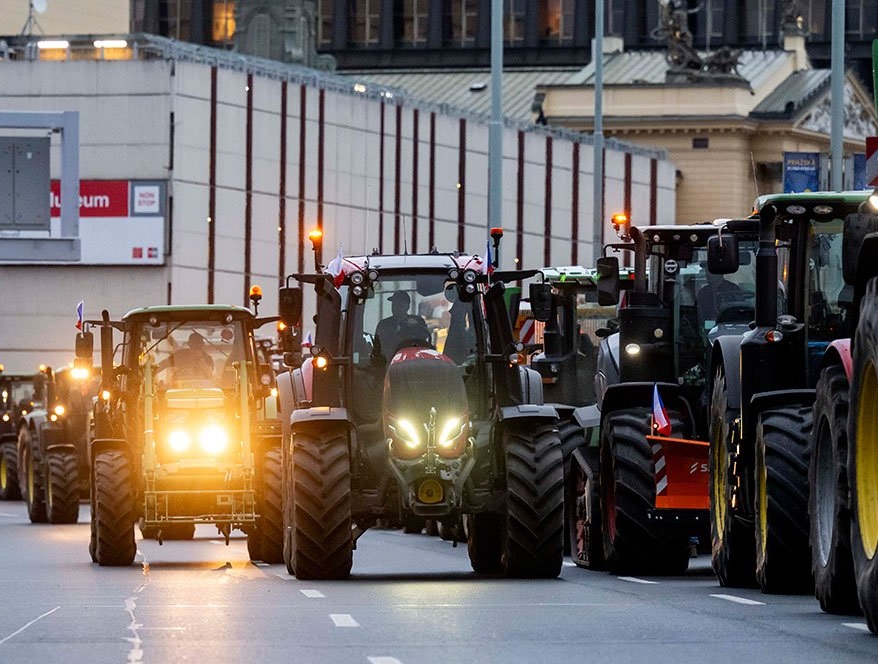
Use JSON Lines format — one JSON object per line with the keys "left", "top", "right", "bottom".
{"left": 0, "top": 35, "right": 674, "bottom": 370}
{"left": 129, "top": 0, "right": 877, "bottom": 91}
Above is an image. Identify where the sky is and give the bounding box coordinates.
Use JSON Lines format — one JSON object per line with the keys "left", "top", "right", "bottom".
{"left": 0, "top": 0, "right": 129, "bottom": 36}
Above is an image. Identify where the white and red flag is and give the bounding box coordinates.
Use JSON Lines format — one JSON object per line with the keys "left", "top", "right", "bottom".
{"left": 652, "top": 383, "right": 672, "bottom": 436}
{"left": 75, "top": 300, "right": 84, "bottom": 331}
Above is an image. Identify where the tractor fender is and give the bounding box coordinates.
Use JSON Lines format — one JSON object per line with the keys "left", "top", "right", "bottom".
{"left": 46, "top": 443, "right": 78, "bottom": 456}
{"left": 276, "top": 370, "right": 295, "bottom": 439}
{"left": 290, "top": 407, "right": 352, "bottom": 434}
{"left": 600, "top": 381, "right": 694, "bottom": 429}
{"left": 710, "top": 334, "right": 746, "bottom": 411}
{"left": 748, "top": 389, "right": 816, "bottom": 428}
{"left": 498, "top": 404, "right": 559, "bottom": 426}
{"left": 18, "top": 411, "right": 47, "bottom": 435}
{"left": 573, "top": 404, "right": 601, "bottom": 430}
{"left": 819, "top": 339, "right": 852, "bottom": 382}
{"left": 519, "top": 366, "right": 544, "bottom": 405}
{"left": 37, "top": 423, "right": 68, "bottom": 456}
{"left": 594, "top": 333, "right": 620, "bottom": 409}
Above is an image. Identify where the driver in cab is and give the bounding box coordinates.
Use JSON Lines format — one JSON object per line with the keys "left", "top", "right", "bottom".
{"left": 158, "top": 332, "right": 215, "bottom": 382}
{"left": 375, "top": 291, "right": 428, "bottom": 361}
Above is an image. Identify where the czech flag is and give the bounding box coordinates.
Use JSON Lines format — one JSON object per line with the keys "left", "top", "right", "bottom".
{"left": 483, "top": 240, "right": 495, "bottom": 276}
{"left": 302, "top": 331, "right": 313, "bottom": 348}
{"left": 326, "top": 245, "right": 346, "bottom": 287}
{"left": 652, "top": 383, "right": 672, "bottom": 436}
{"left": 75, "top": 300, "right": 84, "bottom": 331}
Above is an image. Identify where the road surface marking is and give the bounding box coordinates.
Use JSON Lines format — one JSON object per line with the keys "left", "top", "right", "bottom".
{"left": 842, "top": 622, "right": 869, "bottom": 632}
{"left": 330, "top": 614, "right": 360, "bottom": 627}
{"left": 710, "top": 594, "right": 765, "bottom": 606}
{"left": 0, "top": 606, "right": 60, "bottom": 645}
{"left": 253, "top": 562, "right": 269, "bottom": 567}
{"left": 562, "top": 561, "right": 576, "bottom": 567}
{"left": 138, "top": 627, "right": 187, "bottom": 631}
{"left": 368, "top": 658, "right": 403, "bottom": 664}
{"left": 275, "top": 574, "right": 294, "bottom": 581}
{"left": 301, "top": 589, "right": 325, "bottom": 598}
{"left": 0, "top": 512, "right": 17, "bottom": 518}
{"left": 618, "top": 576, "right": 659, "bottom": 585}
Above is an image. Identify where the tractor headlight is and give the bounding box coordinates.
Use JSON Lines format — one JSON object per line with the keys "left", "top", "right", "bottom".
{"left": 437, "top": 417, "right": 463, "bottom": 448}
{"left": 395, "top": 418, "right": 422, "bottom": 448}
{"left": 168, "top": 429, "right": 191, "bottom": 452}
{"left": 53, "top": 404, "right": 66, "bottom": 417}
{"left": 624, "top": 343, "right": 641, "bottom": 356}
{"left": 2, "top": 413, "right": 9, "bottom": 423}
{"left": 199, "top": 424, "right": 228, "bottom": 455}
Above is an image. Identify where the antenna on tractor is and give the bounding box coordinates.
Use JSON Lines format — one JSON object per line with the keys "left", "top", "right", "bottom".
{"left": 402, "top": 214, "right": 409, "bottom": 255}
{"left": 750, "top": 151, "right": 760, "bottom": 199}
{"left": 21, "top": 0, "right": 47, "bottom": 36}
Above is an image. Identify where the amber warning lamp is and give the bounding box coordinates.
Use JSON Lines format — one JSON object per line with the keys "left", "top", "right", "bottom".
{"left": 611, "top": 212, "right": 631, "bottom": 241}
{"left": 249, "top": 284, "right": 263, "bottom": 314}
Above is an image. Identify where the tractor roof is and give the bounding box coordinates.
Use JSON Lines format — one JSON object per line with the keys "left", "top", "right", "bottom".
{"left": 538, "top": 265, "right": 636, "bottom": 287}
{"left": 328, "top": 252, "right": 485, "bottom": 276}
{"left": 122, "top": 304, "right": 255, "bottom": 322}
{"left": 754, "top": 191, "right": 870, "bottom": 218}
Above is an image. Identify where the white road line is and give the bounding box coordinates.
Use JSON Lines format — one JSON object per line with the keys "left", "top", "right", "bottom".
{"left": 0, "top": 606, "right": 61, "bottom": 646}
{"left": 617, "top": 576, "right": 659, "bottom": 585}
{"left": 842, "top": 622, "right": 870, "bottom": 632}
{"left": 562, "top": 561, "right": 576, "bottom": 567}
{"left": 253, "top": 562, "right": 269, "bottom": 567}
{"left": 710, "top": 594, "right": 765, "bottom": 606}
{"left": 330, "top": 614, "right": 360, "bottom": 627}
{"left": 300, "top": 589, "right": 325, "bottom": 598}
{"left": 138, "top": 627, "right": 187, "bottom": 631}
{"left": 0, "top": 512, "right": 17, "bottom": 518}
{"left": 368, "top": 658, "right": 403, "bottom": 664}
{"left": 209, "top": 540, "right": 223, "bottom": 545}
{"left": 275, "top": 574, "right": 294, "bottom": 581}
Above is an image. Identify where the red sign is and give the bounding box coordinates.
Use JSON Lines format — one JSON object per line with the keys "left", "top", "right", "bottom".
{"left": 50, "top": 180, "right": 129, "bottom": 217}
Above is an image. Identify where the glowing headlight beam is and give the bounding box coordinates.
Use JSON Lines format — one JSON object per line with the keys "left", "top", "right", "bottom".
{"left": 199, "top": 425, "right": 229, "bottom": 454}
{"left": 437, "top": 417, "right": 463, "bottom": 447}
{"left": 396, "top": 419, "right": 422, "bottom": 448}
{"left": 168, "top": 430, "right": 191, "bottom": 452}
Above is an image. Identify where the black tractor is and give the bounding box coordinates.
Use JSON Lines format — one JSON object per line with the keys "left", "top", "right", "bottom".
{"left": 707, "top": 191, "right": 869, "bottom": 593}
{"left": 0, "top": 369, "right": 39, "bottom": 501}
{"left": 17, "top": 365, "right": 100, "bottom": 523}
{"left": 559, "top": 219, "right": 760, "bottom": 574}
{"left": 276, "top": 249, "right": 565, "bottom": 579}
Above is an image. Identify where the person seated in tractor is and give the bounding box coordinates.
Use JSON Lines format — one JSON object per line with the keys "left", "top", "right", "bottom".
{"left": 696, "top": 271, "right": 745, "bottom": 323}
{"left": 159, "top": 332, "right": 215, "bottom": 383}
{"left": 375, "top": 290, "right": 428, "bottom": 360}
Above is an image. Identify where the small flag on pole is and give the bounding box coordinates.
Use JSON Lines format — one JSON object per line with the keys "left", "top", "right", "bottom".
{"left": 75, "top": 300, "right": 84, "bottom": 331}
{"left": 326, "top": 245, "right": 345, "bottom": 287}
{"left": 302, "top": 331, "right": 313, "bottom": 348}
{"left": 483, "top": 240, "right": 495, "bottom": 276}
{"left": 652, "top": 383, "right": 672, "bottom": 436}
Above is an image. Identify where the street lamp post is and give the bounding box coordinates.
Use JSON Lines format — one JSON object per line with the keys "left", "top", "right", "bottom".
{"left": 830, "top": 0, "right": 844, "bottom": 191}
{"left": 592, "top": 0, "right": 605, "bottom": 263}
{"left": 489, "top": 0, "right": 503, "bottom": 251}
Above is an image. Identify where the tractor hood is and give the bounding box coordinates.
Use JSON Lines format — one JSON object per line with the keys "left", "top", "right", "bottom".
{"left": 383, "top": 348, "right": 467, "bottom": 422}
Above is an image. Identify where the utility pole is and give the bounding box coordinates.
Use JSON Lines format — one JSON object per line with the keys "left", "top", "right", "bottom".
{"left": 592, "top": 0, "right": 605, "bottom": 263}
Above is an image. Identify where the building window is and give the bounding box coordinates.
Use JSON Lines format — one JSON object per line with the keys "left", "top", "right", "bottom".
{"left": 607, "top": 0, "right": 625, "bottom": 36}
{"left": 351, "top": 0, "right": 381, "bottom": 45}
{"left": 212, "top": 0, "right": 236, "bottom": 45}
{"left": 399, "top": 0, "right": 429, "bottom": 45}
{"left": 541, "top": 0, "right": 575, "bottom": 44}
{"left": 505, "top": 0, "right": 525, "bottom": 44}
{"left": 702, "top": 0, "right": 724, "bottom": 49}
{"left": 165, "top": 0, "right": 193, "bottom": 41}
{"left": 802, "top": 0, "right": 826, "bottom": 36}
{"left": 445, "top": 0, "right": 478, "bottom": 47}
{"left": 692, "top": 137, "right": 709, "bottom": 149}
{"left": 845, "top": 0, "right": 877, "bottom": 37}
{"left": 318, "top": 0, "right": 334, "bottom": 47}
{"left": 743, "top": 0, "right": 776, "bottom": 47}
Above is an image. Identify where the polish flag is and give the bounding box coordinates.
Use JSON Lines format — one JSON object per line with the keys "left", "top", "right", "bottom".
{"left": 652, "top": 383, "right": 672, "bottom": 436}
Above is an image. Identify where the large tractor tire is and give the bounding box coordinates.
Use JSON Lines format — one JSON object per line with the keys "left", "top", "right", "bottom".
{"left": 466, "top": 512, "right": 503, "bottom": 574}
{"left": 501, "top": 424, "right": 564, "bottom": 578}
{"left": 567, "top": 447, "right": 604, "bottom": 570}
{"left": 93, "top": 449, "right": 136, "bottom": 567}
{"left": 709, "top": 367, "right": 755, "bottom": 587}
{"left": 286, "top": 428, "right": 352, "bottom": 580}
{"left": 600, "top": 407, "right": 690, "bottom": 575}
{"left": 18, "top": 427, "right": 47, "bottom": 524}
{"left": 754, "top": 406, "right": 812, "bottom": 594}
{"left": 46, "top": 451, "right": 80, "bottom": 524}
{"left": 250, "top": 446, "right": 284, "bottom": 563}
{"left": 0, "top": 442, "right": 20, "bottom": 500}
{"left": 559, "top": 419, "right": 587, "bottom": 557}
{"left": 809, "top": 364, "right": 859, "bottom": 614}
{"left": 848, "top": 281, "right": 878, "bottom": 632}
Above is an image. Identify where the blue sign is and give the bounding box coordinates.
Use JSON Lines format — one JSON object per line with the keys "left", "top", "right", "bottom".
{"left": 783, "top": 152, "right": 820, "bottom": 193}
{"left": 853, "top": 153, "right": 868, "bottom": 189}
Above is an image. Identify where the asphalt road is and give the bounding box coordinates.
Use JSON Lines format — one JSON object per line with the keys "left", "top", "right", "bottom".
{"left": 0, "top": 502, "right": 876, "bottom": 664}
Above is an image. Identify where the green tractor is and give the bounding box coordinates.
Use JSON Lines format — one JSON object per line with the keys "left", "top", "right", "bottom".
{"left": 0, "top": 369, "right": 40, "bottom": 501}
{"left": 276, "top": 249, "right": 565, "bottom": 579}
{"left": 79, "top": 299, "right": 282, "bottom": 565}
{"left": 16, "top": 365, "right": 100, "bottom": 523}
{"left": 707, "top": 191, "right": 869, "bottom": 593}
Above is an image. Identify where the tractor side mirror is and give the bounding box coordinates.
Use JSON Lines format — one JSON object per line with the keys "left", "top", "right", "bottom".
{"left": 528, "top": 283, "right": 552, "bottom": 322}
{"left": 843, "top": 211, "right": 878, "bottom": 285}
{"left": 707, "top": 233, "right": 739, "bottom": 275}
{"left": 75, "top": 331, "right": 94, "bottom": 361}
{"left": 596, "top": 256, "right": 621, "bottom": 306}
{"left": 278, "top": 287, "right": 302, "bottom": 328}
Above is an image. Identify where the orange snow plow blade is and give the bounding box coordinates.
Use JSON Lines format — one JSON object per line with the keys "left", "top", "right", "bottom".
{"left": 646, "top": 435, "right": 709, "bottom": 510}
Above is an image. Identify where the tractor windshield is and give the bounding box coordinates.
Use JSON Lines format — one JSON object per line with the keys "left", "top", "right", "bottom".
{"left": 805, "top": 218, "right": 846, "bottom": 341}
{"left": 135, "top": 320, "right": 248, "bottom": 390}
{"left": 351, "top": 278, "right": 480, "bottom": 366}
{"left": 2, "top": 379, "right": 36, "bottom": 410}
